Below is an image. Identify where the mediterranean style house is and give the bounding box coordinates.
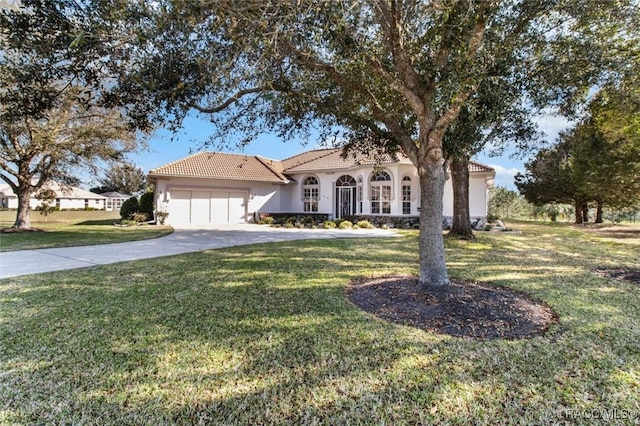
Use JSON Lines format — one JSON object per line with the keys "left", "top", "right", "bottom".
{"left": 148, "top": 148, "right": 495, "bottom": 228}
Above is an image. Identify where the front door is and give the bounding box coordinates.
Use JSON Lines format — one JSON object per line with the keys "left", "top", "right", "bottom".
{"left": 339, "top": 187, "right": 352, "bottom": 218}
{"left": 335, "top": 175, "right": 357, "bottom": 219}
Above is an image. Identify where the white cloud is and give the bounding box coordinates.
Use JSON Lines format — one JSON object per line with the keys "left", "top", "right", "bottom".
{"left": 532, "top": 113, "right": 574, "bottom": 142}
{"left": 488, "top": 164, "right": 522, "bottom": 190}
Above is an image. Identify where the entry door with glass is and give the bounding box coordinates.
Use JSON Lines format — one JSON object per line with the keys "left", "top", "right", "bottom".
{"left": 335, "top": 175, "right": 357, "bottom": 218}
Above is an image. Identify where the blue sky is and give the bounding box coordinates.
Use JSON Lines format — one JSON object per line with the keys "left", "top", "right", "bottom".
{"left": 125, "top": 112, "right": 571, "bottom": 191}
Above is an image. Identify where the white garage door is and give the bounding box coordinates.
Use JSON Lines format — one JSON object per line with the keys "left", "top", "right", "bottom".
{"left": 168, "top": 190, "right": 246, "bottom": 227}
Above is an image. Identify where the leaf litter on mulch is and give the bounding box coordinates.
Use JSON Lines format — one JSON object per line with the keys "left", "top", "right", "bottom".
{"left": 346, "top": 276, "right": 558, "bottom": 340}
{"left": 594, "top": 267, "right": 640, "bottom": 285}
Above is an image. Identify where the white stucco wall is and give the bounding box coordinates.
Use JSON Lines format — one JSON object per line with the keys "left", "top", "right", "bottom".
{"left": 287, "top": 166, "right": 490, "bottom": 219}
{"left": 443, "top": 173, "right": 491, "bottom": 218}
{"left": 443, "top": 178, "right": 454, "bottom": 217}
{"left": 151, "top": 167, "right": 493, "bottom": 224}
{"left": 469, "top": 175, "right": 491, "bottom": 217}
{"left": 287, "top": 165, "right": 423, "bottom": 218}
{"left": 57, "top": 198, "right": 105, "bottom": 210}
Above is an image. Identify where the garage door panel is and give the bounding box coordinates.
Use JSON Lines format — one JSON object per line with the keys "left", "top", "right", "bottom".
{"left": 210, "top": 192, "right": 229, "bottom": 224}
{"left": 168, "top": 190, "right": 191, "bottom": 226}
{"left": 168, "top": 188, "right": 247, "bottom": 227}
{"left": 228, "top": 192, "right": 246, "bottom": 223}
{"left": 191, "top": 191, "right": 211, "bottom": 225}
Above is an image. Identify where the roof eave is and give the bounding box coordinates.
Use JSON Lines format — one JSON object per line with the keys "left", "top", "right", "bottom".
{"left": 147, "top": 172, "right": 288, "bottom": 184}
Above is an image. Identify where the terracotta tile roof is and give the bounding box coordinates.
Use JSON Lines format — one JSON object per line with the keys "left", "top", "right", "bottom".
{"left": 281, "top": 148, "right": 413, "bottom": 172}
{"left": 282, "top": 148, "right": 494, "bottom": 174}
{"left": 149, "top": 149, "right": 495, "bottom": 182}
{"left": 280, "top": 148, "right": 337, "bottom": 171}
{"left": 468, "top": 161, "right": 495, "bottom": 173}
{"left": 148, "top": 152, "right": 289, "bottom": 183}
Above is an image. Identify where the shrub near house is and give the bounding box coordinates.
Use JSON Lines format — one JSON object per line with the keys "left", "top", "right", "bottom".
{"left": 120, "top": 197, "right": 140, "bottom": 221}
{"left": 139, "top": 192, "right": 155, "bottom": 220}
{"left": 119, "top": 191, "right": 156, "bottom": 224}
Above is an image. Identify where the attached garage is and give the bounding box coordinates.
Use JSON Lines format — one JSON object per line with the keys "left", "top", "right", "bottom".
{"left": 168, "top": 189, "right": 247, "bottom": 227}
{"left": 149, "top": 152, "right": 292, "bottom": 228}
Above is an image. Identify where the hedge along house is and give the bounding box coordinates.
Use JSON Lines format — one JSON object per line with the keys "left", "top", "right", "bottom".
{"left": 147, "top": 148, "right": 495, "bottom": 229}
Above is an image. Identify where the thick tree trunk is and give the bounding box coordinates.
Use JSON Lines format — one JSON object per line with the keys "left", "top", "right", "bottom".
{"left": 595, "top": 200, "right": 603, "bottom": 223}
{"left": 14, "top": 186, "right": 32, "bottom": 229}
{"left": 418, "top": 163, "right": 449, "bottom": 287}
{"left": 574, "top": 199, "right": 583, "bottom": 224}
{"left": 582, "top": 202, "right": 589, "bottom": 223}
{"left": 447, "top": 157, "right": 474, "bottom": 239}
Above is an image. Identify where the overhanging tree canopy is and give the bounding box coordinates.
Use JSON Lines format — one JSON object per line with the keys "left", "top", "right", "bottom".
{"left": 0, "top": 1, "right": 141, "bottom": 230}
{"left": 90, "top": 0, "right": 637, "bottom": 286}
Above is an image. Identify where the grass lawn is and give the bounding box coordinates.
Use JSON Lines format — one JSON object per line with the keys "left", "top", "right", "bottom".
{"left": 0, "top": 210, "right": 173, "bottom": 252}
{"left": 1, "top": 221, "right": 639, "bottom": 424}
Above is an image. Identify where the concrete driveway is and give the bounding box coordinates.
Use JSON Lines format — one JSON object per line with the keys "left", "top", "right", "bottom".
{"left": 0, "top": 224, "right": 399, "bottom": 279}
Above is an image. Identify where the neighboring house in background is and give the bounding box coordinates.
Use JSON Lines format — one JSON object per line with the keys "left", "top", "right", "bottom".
{"left": 0, "top": 182, "right": 106, "bottom": 210}
{"left": 148, "top": 148, "right": 495, "bottom": 229}
{"left": 100, "top": 191, "right": 133, "bottom": 212}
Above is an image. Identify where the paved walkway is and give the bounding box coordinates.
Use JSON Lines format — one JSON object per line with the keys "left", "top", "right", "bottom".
{"left": 0, "top": 224, "right": 399, "bottom": 279}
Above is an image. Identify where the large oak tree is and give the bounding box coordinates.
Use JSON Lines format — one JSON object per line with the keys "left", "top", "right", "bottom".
{"left": 97, "top": 0, "right": 638, "bottom": 287}
{"left": 443, "top": 0, "right": 638, "bottom": 238}
{"left": 0, "top": 1, "right": 140, "bottom": 229}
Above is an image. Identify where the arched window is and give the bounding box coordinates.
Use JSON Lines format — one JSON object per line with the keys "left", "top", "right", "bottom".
{"left": 303, "top": 176, "right": 318, "bottom": 185}
{"left": 302, "top": 175, "right": 319, "bottom": 212}
{"left": 402, "top": 176, "right": 412, "bottom": 215}
{"left": 336, "top": 175, "right": 357, "bottom": 186}
{"left": 371, "top": 171, "right": 391, "bottom": 182}
{"left": 370, "top": 170, "right": 392, "bottom": 214}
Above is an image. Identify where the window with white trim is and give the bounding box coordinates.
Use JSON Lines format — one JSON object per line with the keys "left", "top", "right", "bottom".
{"left": 302, "top": 176, "right": 319, "bottom": 212}
{"left": 370, "top": 170, "right": 392, "bottom": 214}
{"left": 402, "top": 176, "right": 412, "bottom": 215}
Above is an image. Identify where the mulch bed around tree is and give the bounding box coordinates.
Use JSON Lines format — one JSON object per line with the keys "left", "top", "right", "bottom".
{"left": 346, "top": 276, "right": 558, "bottom": 340}
{"left": 595, "top": 267, "right": 640, "bottom": 285}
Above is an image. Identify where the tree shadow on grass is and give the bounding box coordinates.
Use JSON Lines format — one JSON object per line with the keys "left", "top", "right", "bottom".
{"left": 74, "top": 219, "right": 118, "bottom": 226}
{"left": 2, "top": 236, "right": 639, "bottom": 424}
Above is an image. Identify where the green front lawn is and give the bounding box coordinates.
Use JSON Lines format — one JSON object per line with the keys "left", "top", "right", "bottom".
{"left": 1, "top": 222, "right": 639, "bottom": 424}
{"left": 0, "top": 210, "right": 173, "bottom": 251}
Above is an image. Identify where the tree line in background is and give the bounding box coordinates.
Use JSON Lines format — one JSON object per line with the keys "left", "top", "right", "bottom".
{"left": 489, "top": 186, "right": 640, "bottom": 224}
{"left": 89, "top": 163, "right": 147, "bottom": 196}
{"left": 515, "top": 86, "right": 640, "bottom": 224}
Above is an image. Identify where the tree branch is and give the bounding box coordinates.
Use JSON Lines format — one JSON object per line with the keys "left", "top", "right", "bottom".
{"left": 369, "top": 0, "right": 427, "bottom": 117}
{"left": 0, "top": 171, "right": 18, "bottom": 192}
{"left": 190, "top": 86, "right": 273, "bottom": 113}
